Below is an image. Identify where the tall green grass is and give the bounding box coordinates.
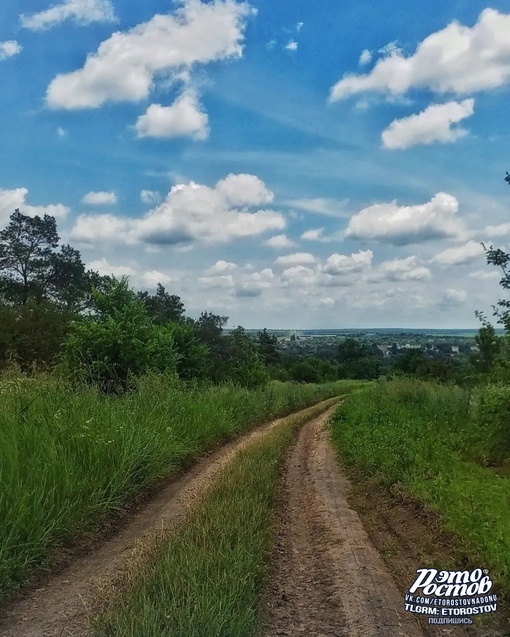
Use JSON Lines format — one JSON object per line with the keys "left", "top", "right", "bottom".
{"left": 0, "top": 373, "right": 354, "bottom": 605}
{"left": 330, "top": 378, "right": 510, "bottom": 600}
{"left": 94, "top": 396, "right": 328, "bottom": 637}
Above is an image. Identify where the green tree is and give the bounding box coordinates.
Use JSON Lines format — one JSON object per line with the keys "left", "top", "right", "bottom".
{"left": 256, "top": 328, "right": 280, "bottom": 366}
{"left": 336, "top": 338, "right": 381, "bottom": 380}
{"left": 223, "top": 326, "right": 269, "bottom": 387}
{"left": 0, "top": 209, "right": 59, "bottom": 305}
{"left": 137, "top": 284, "right": 185, "bottom": 324}
{"left": 62, "top": 277, "right": 179, "bottom": 392}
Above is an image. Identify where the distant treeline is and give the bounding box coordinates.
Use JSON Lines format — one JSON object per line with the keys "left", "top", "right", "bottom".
{"left": 0, "top": 206, "right": 509, "bottom": 390}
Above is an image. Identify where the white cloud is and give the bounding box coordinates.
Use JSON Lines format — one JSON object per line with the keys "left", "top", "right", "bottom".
{"left": 21, "top": 0, "right": 116, "bottom": 30}
{"left": 275, "top": 252, "right": 317, "bottom": 266}
{"left": 140, "top": 269, "right": 174, "bottom": 288}
{"left": 285, "top": 39, "right": 298, "bottom": 52}
{"left": 280, "top": 250, "right": 373, "bottom": 290}
{"left": 88, "top": 258, "right": 173, "bottom": 289}
{"left": 300, "top": 227, "right": 334, "bottom": 242}
{"left": 371, "top": 256, "right": 431, "bottom": 281}
{"left": 56, "top": 126, "right": 67, "bottom": 138}
{"left": 288, "top": 197, "right": 350, "bottom": 218}
{"left": 469, "top": 269, "right": 499, "bottom": 280}
{"left": 346, "top": 192, "right": 466, "bottom": 245}
{"left": 0, "top": 187, "right": 69, "bottom": 225}
{"left": 82, "top": 190, "right": 117, "bottom": 205}
{"left": 140, "top": 190, "right": 161, "bottom": 205}
{"left": 485, "top": 222, "right": 510, "bottom": 237}
{"left": 331, "top": 9, "right": 510, "bottom": 101}
{"left": 0, "top": 41, "right": 22, "bottom": 61}
{"left": 297, "top": 22, "right": 304, "bottom": 32}
{"left": 216, "top": 173, "right": 274, "bottom": 207}
{"left": 264, "top": 234, "right": 297, "bottom": 249}
{"left": 359, "top": 49, "right": 372, "bottom": 66}
{"left": 382, "top": 99, "right": 475, "bottom": 150}
{"left": 46, "top": 0, "right": 254, "bottom": 109}
{"left": 205, "top": 260, "right": 238, "bottom": 274}
{"left": 322, "top": 250, "right": 373, "bottom": 275}
{"left": 71, "top": 174, "right": 284, "bottom": 246}
{"left": 199, "top": 274, "right": 235, "bottom": 289}
{"left": 88, "top": 257, "right": 136, "bottom": 278}
{"left": 431, "top": 240, "right": 484, "bottom": 266}
{"left": 135, "top": 90, "right": 209, "bottom": 140}
{"left": 440, "top": 288, "right": 467, "bottom": 306}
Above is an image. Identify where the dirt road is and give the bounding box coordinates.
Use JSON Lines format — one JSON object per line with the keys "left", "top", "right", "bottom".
{"left": 0, "top": 399, "right": 339, "bottom": 637}
{"left": 2, "top": 398, "right": 491, "bottom": 637}
{"left": 263, "top": 416, "right": 430, "bottom": 637}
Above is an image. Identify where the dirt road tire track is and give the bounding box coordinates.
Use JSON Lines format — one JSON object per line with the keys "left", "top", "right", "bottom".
{"left": 263, "top": 414, "right": 426, "bottom": 637}
{"left": 0, "top": 398, "right": 340, "bottom": 637}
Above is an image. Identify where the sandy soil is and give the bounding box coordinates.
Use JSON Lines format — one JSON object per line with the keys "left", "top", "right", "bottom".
{"left": 262, "top": 416, "right": 427, "bottom": 637}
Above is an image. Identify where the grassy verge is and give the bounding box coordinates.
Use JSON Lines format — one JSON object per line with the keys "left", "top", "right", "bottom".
{"left": 93, "top": 399, "right": 332, "bottom": 637}
{"left": 0, "top": 373, "right": 356, "bottom": 605}
{"left": 329, "top": 378, "right": 510, "bottom": 604}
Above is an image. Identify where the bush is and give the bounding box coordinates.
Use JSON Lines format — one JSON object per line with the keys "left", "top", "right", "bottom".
{"left": 477, "top": 384, "right": 510, "bottom": 465}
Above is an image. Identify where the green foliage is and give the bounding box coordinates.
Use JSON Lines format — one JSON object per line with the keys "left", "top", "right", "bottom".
{"left": 336, "top": 337, "right": 382, "bottom": 379}
{"left": 0, "top": 375, "right": 350, "bottom": 604}
{"left": 476, "top": 384, "right": 510, "bottom": 465}
{"left": 61, "top": 278, "right": 179, "bottom": 392}
{"left": 330, "top": 379, "right": 510, "bottom": 599}
{"left": 223, "top": 326, "right": 269, "bottom": 388}
{"left": 0, "top": 303, "right": 72, "bottom": 372}
{"left": 137, "top": 283, "right": 185, "bottom": 324}
{"left": 94, "top": 400, "right": 337, "bottom": 637}
{"left": 257, "top": 328, "right": 280, "bottom": 366}
{"left": 165, "top": 322, "right": 209, "bottom": 380}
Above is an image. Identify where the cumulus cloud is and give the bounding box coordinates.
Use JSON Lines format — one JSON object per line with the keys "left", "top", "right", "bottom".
{"left": 275, "top": 252, "right": 317, "bottom": 266}
{"left": 0, "top": 41, "right": 22, "bottom": 61}
{"left": 264, "top": 234, "right": 297, "bottom": 249}
{"left": 140, "top": 190, "right": 161, "bottom": 205}
{"left": 82, "top": 190, "right": 117, "bottom": 205}
{"left": 46, "top": 0, "right": 254, "bottom": 109}
{"left": 205, "top": 260, "right": 238, "bottom": 274}
{"left": 216, "top": 173, "right": 274, "bottom": 207}
{"left": 21, "top": 0, "right": 117, "bottom": 30}
{"left": 57, "top": 126, "right": 67, "bottom": 137}
{"left": 70, "top": 174, "right": 284, "bottom": 246}
{"left": 88, "top": 258, "right": 173, "bottom": 289}
{"left": 0, "top": 187, "right": 69, "bottom": 225}
{"left": 431, "top": 240, "right": 484, "bottom": 266}
{"left": 300, "top": 227, "right": 336, "bottom": 243}
{"left": 370, "top": 256, "right": 431, "bottom": 281}
{"left": 382, "top": 99, "right": 475, "bottom": 150}
{"left": 330, "top": 9, "right": 510, "bottom": 101}
{"left": 135, "top": 90, "right": 209, "bottom": 140}
{"left": 280, "top": 250, "right": 373, "bottom": 289}
{"left": 285, "top": 39, "right": 298, "bottom": 51}
{"left": 345, "top": 192, "right": 466, "bottom": 245}
{"left": 322, "top": 250, "right": 373, "bottom": 275}
{"left": 359, "top": 49, "right": 372, "bottom": 66}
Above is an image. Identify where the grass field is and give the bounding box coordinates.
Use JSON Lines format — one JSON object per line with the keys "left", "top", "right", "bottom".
{"left": 93, "top": 401, "right": 332, "bottom": 637}
{"left": 0, "top": 373, "right": 356, "bottom": 605}
{"left": 329, "top": 378, "right": 510, "bottom": 602}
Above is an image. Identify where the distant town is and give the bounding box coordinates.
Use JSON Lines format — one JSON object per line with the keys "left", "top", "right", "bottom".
{"left": 231, "top": 328, "right": 496, "bottom": 364}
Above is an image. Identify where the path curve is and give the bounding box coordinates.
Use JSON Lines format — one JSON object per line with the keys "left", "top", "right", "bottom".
{"left": 0, "top": 397, "right": 339, "bottom": 637}
{"left": 263, "top": 414, "right": 425, "bottom": 637}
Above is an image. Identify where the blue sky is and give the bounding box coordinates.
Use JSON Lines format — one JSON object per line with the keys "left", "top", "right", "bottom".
{"left": 1, "top": 0, "right": 509, "bottom": 328}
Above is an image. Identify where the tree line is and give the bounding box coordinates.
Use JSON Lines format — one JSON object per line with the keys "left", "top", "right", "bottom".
{"left": 0, "top": 209, "right": 384, "bottom": 390}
